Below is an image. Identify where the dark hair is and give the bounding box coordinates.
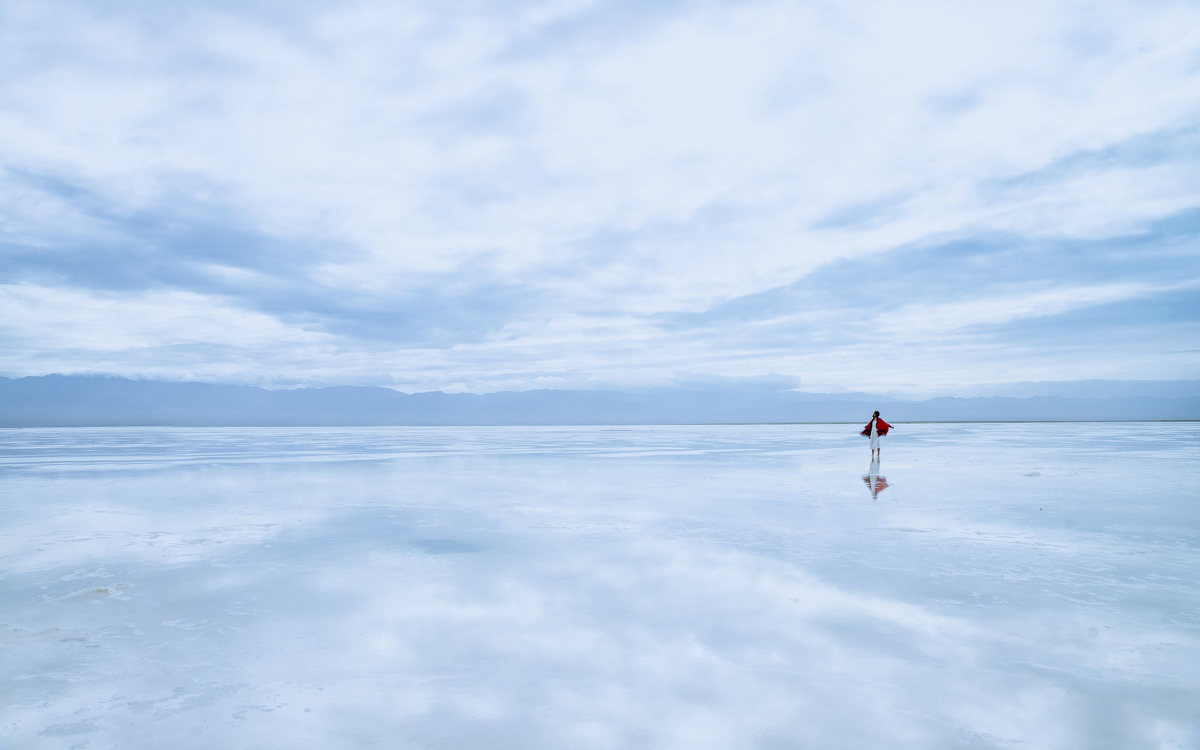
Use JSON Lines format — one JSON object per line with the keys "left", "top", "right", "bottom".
{"left": 872, "top": 410, "right": 880, "bottom": 418}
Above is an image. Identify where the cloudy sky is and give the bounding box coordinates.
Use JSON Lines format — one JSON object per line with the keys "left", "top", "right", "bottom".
{"left": 1, "top": 0, "right": 1198, "bottom": 394}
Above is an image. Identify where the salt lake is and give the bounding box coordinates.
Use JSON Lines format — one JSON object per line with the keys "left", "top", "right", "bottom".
{"left": 2, "top": 423, "right": 1198, "bottom": 749}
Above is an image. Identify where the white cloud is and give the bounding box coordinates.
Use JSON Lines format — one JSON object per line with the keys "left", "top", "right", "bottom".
{"left": 0, "top": 0, "right": 1198, "bottom": 388}
{"left": 874, "top": 280, "right": 1199, "bottom": 338}
{"left": 0, "top": 283, "right": 328, "bottom": 351}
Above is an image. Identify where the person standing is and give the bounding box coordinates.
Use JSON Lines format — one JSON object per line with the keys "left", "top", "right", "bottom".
{"left": 861, "top": 411, "right": 891, "bottom": 461}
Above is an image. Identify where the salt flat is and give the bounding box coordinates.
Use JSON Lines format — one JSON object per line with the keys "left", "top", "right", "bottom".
{"left": 1, "top": 423, "right": 1197, "bottom": 749}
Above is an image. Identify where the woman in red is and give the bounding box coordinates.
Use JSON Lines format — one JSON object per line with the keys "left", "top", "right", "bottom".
{"left": 861, "top": 410, "right": 891, "bottom": 461}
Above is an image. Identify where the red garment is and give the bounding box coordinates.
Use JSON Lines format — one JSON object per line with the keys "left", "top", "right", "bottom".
{"left": 860, "top": 418, "right": 891, "bottom": 437}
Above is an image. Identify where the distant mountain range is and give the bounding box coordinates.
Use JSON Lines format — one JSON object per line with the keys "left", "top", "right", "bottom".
{"left": 0, "top": 375, "right": 1196, "bottom": 426}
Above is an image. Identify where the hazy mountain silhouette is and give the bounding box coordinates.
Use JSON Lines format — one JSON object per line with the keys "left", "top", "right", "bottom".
{"left": 0, "top": 375, "right": 1196, "bottom": 426}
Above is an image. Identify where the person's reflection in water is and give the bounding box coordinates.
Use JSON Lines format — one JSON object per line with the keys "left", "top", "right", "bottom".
{"left": 863, "top": 461, "right": 889, "bottom": 499}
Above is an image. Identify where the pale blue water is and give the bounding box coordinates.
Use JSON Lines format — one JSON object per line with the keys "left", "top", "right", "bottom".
{"left": 2, "top": 423, "right": 1198, "bottom": 749}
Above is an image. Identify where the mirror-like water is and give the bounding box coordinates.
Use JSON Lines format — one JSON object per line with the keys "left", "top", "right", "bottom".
{"left": 2, "top": 423, "right": 1197, "bottom": 749}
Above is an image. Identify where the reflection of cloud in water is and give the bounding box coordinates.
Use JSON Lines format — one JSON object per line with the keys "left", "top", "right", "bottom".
{"left": 409, "top": 538, "right": 483, "bottom": 555}
{"left": 254, "top": 539, "right": 987, "bottom": 748}
{"left": 2, "top": 424, "right": 1199, "bottom": 749}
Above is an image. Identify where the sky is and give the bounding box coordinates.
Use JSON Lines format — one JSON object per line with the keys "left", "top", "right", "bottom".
{"left": 1, "top": 0, "right": 1198, "bottom": 395}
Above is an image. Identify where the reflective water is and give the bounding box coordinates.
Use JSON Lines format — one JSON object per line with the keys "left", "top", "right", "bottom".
{"left": 2, "top": 423, "right": 1198, "bottom": 749}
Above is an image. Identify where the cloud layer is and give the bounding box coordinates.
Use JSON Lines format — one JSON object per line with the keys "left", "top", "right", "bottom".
{"left": 1, "top": 0, "right": 1198, "bottom": 391}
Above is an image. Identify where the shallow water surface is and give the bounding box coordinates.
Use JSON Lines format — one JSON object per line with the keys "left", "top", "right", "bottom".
{"left": 1, "top": 423, "right": 1198, "bottom": 749}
